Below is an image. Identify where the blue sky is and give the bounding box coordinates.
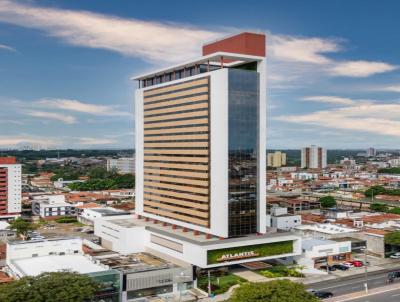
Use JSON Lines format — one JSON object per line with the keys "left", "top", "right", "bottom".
{"left": 0, "top": 0, "right": 400, "bottom": 149}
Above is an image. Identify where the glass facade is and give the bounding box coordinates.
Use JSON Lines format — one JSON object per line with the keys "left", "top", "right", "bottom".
{"left": 227, "top": 69, "right": 259, "bottom": 237}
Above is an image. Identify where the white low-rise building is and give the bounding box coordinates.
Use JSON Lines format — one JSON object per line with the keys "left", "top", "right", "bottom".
{"left": 6, "top": 238, "right": 106, "bottom": 278}
{"left": 32, "top": 195, "right": 75, "bottom": 218}
{"left": 268, "top": 207, "right": 301, "bottom": 231}
{"left": 296, "top": 238, "right": 352, "bottom": 270}
{"left": 78, "top": 207, "right": 130, "bottom": 225}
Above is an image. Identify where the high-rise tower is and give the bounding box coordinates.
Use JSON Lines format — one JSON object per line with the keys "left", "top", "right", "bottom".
{"left": 135, "top": 33, "right": 266, "bottom": 238}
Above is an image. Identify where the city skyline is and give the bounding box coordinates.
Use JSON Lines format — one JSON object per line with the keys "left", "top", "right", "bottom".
{"left": 1, "top": 0, "right": 400, "bottom": 149}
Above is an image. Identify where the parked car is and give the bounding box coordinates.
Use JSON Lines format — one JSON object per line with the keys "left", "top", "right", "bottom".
{"left": 320, "top": 265, "right": 336, "bottom": 271}
{"left": 342, "top": 262, "right": 354, "bottom": 268}
{"left": 314, "top": 291, "right": 333, "bottom": 299}
{"left": 350, "top": 260, "right": 363, "bottom": 267}
{"left": 390, "top": 252, "right": 400, "bottom": 259}
{"left": 331, "top": 264, "right": 349, "bottom": 271}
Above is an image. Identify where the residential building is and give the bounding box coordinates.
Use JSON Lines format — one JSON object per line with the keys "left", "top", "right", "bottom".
{"left": 301, "top": 145, "right": 327, "bottom": 169}
{"left": 0, "top": 157, "right": 21, "bottom": 218}
{"left": 107, "top": 158, "right": 135, "bottom": 174}
{"left": 267, "top": 151, "right": 287, "bottom": 168}
{"left": 95, "top": 32, "right": 302, "bottom": 269}
{"left": 366, "top": 147, "right": 377, "bottom": 157}
{"left": 32, "top": 195, "right": 75, "bottom": 218}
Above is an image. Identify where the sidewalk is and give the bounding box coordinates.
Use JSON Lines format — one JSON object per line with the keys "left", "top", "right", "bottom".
{"left": 325, "top": 283, "right": 400, "bottom": 302}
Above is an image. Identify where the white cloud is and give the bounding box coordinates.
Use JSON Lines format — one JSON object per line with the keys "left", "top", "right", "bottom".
{"left": 377, "top": 84, "right": 400, "bottom": 93}
{"left": 301, "top": 96, "right": 356, "bottom": 105}
{"left": 269, "top": 35, "right": 340, "bottom": 64}
{"left": 78, "top": 137, "right": 117, "bottom": 145}
{"left": 330, "top": 61, "right": 397, "bottom": 77}
{"left": 275, "top": 103, "right": 400, "bottom": 137}
{"left": 36, "top": 98, "right": 129, "bottom": 116}
{"left": 0, "top": 0, "right": 224, "bottom": 64}
{"left": 0, "top": 135, "right": 59, "bottom": 147}
{"left": 27, "top": 110, "right": 76, "bottom": 124}
{"left": 0, "top": 43, "right": 15, "bottom": 52}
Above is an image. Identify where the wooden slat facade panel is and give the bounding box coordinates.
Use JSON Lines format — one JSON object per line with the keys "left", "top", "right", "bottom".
{"left": 144, "top": 200, "right": 209, "bottom": 218}
{"left": 144, "top": 174, "right": 208, "bottom": 187}
{"left": 142, "top": 76, "right": 210, "bottom": 227}
{"left": 144, "top": 155, "right": 209, "bottom": 163}
{"left": 144, "top": 86, "right": 208, "bottom": 103}
{"left": 144, "top": 181, "right": 208, "bottom": 194}
{"left": 144, "top": 193, "right": 209, "bottom": 210}
{"left": 144, "top": 102, "right": 208, "bottom": 116}
{"left": 144, "top": 94, "right": 208, "bottom": 110}
{"left": 144, "top": 78, "right": 208, "bottom": 97}
{"left": 144, "top": 126, "right": 208, "bottom": 136}
{"left": 144, "top": 162, "right": 208, "bottom": 171}
{"left": 144, "top": 168, "right": 208, "bottom": 179}
{"left": 144, "top": 134, "right": 208, "bottom": 142}
{"left": 144, "top": 149, "right": 209, "bottom": 155}
{"left": 144, "top": 187, "right": 208, "bottom": 203}
{"left": 144, "top": 206, "right": 209, "bottom": 227}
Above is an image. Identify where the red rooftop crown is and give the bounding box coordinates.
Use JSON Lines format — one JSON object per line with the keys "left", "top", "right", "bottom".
{"left": 202, "top": 32, "right": 266, "bottom": 57}
{"left": 0, "top": 157, "right": 16, "bottom": 164}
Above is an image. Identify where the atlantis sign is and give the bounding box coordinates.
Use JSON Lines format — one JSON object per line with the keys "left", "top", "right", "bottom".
{"left": 217, "top": 251, "right": 259, "bottom": 262}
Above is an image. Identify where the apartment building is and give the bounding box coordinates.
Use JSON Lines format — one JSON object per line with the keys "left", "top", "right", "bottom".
{"left": 267, "top": 151, "right": 287, "bottom": 168}
{"left": 32, "top": 195, "right": 75, "bottom": 218}
{"left": 0, "top": 157, "right": 21, "bottom": 218}
{"left": 301, "top": 145, "right": 327, "bottom": 169}
{"left": 107, "top": 158, "right": 135, "bottom": 174}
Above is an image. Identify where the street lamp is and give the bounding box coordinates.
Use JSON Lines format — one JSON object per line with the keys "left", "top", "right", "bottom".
{"left": 361, "top": 247, "right": 368, "bottom": 294}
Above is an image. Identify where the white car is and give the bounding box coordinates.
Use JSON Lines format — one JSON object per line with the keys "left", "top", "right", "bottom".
{"left": 390, "top": 252, "right": 400, "bottom": 259}
{"left": 342, "top": 262, "right": 354, "bottom": 268}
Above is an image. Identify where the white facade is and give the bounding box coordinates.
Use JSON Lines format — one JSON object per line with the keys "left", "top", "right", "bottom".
{"left": 135, "top": 54, "right": 267, "bottom": 238}
{"left": 107, "top": 158, "right": 135, "bottom": 174}
{"left": 79, "top": 207, "right": 129, "bottom": 225}
{"left": 6, "top": 238, "right": 107, "bottom": 278}
{"left": 0, "top": 162, "right": 22, "bottom": 215}
{"left": 32, "top": 195, "right": 75, "bottom": 218}
{"left": 301, "top": 145, "right": 327, "bottom": 169}
{"left": 95, "top": 216, "right": 301, "bottom": 269}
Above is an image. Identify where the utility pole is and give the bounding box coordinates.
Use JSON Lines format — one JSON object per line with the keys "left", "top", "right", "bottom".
{"left": 207, "top": 270, "right": 211, "bottom": 296}
{"left": 364, "top": 247, "right": 368, "bottom": 294}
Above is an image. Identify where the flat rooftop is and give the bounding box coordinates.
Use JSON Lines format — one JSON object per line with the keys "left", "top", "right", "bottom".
{"left": 302, "top": 238, "right": 338, "bottom": 251}
{"left": 105, "top": 216, "right": 297, "bottom": 246}
{"left": 96, "top": 252, "right": 177, "bottom": 273}
{"left": 11, "top": 254, "right": 107, "bottom": 277}
{"left": 295, "top": 223, "right": 358, "bottom": 235}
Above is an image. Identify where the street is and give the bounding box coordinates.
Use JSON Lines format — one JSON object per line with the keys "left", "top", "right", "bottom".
{"left": 346, "top": 288, "right": 400, "bottom": 302}
{"left": 308, "top": 270, "right": 399, "bottom": 297}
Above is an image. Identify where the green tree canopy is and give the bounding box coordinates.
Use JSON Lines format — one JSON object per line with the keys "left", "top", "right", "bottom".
{"left": 369, "top": 202, "right": 389, "bottom": 212}
{"left": 230, "top": 280, "right": 319, "bottom": 302}
{"left": 8, "top": 218, "right": 36, "bottom": 238}
{"left": 365, "top": 185, "right": 386, "bottom": 197}
{"left": 0, "top": 272, "right": 101, "bottom": 302}
{"left": 389, "top": 207, "right": 400, "bottom": 214}
{"left": 385, "top": 231, "right": 400, "bottom": 245}
{"left": 319, "top": 196, "right": 336, "bottom": 208}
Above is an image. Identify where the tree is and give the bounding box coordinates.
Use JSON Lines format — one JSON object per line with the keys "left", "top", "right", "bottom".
{"left": 365, "top": 185, "right": 386, "bottom": 198}
{"left": 385, "top": 231, "right": 400, "bottom": 246}
{"left": 230, "top": 280, "right": 319, "bottom": 302}
{"left": 0, "top": 272, "right": 101, "bottom": 302}
{"left": 389, "top": 207, "right": 400, "bottom": 214}
{"left": 319, "top": 196, "right": 336, "bottom": 208}
{"left": 370, "top": 202, "right": 389, "bottom": 212}
{"left": 8, "top": 218, "right": 36, "bottom": 239}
